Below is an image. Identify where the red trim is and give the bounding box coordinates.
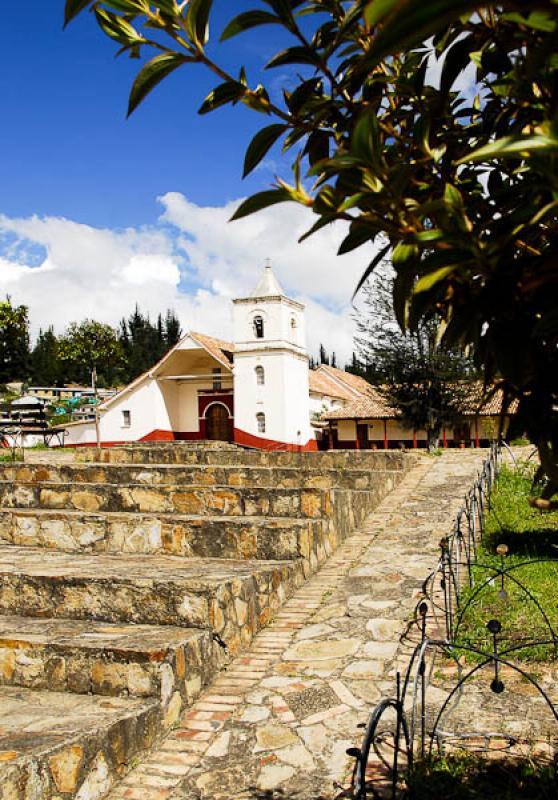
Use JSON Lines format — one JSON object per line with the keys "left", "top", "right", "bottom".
{"left": 442, "top": 428, "right": 447, "bottom": 448}
{"left": 234, "top": 427, "right": 317, "bottom": 451}
{"left": 412, "top": 430, "right": 417, "bottom": 449}
{"left": 383, "top": 420, "right": 388, "bottom": 450}
{"left": 67, "top": 426, "right": 318, "bottom": 451}
{"left": 140, "top": 429, "right": 175, "bottom": 442}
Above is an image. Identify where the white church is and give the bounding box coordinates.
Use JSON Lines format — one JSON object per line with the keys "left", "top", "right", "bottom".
{"left": 65, "top": 263, "right": 509, "bottom": 451}
{"left": 65, "top": 264, "right": 351, "bottom": 451}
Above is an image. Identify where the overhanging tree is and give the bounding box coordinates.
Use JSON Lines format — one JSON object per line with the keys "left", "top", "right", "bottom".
{"left": 64, "top": 1, "right": 558, "bottom": 493}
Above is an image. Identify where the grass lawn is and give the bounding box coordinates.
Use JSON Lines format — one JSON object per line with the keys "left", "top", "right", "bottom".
{"left": 455, "top": 461, "right": 558, "bottom": 661}
{"left": 406, "top": 752, "right": 556, "bottom": 800}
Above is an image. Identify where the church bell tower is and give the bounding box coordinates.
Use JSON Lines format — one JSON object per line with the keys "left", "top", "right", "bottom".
{"left": 232, "top": 263, "right": 314, "bottom": 448}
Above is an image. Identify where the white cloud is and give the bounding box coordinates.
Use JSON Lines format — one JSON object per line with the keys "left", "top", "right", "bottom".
{"left": 0, "top": 194, "right": 378, "bottom": 364}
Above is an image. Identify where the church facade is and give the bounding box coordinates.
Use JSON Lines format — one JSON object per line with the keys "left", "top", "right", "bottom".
{"left": 65, "top": 266, "right": 343, "bottom": 450}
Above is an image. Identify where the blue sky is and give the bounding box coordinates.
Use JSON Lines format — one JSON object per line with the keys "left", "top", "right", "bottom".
{"left": 0, "top": 3, "right": 377, "bottom": 362}
{"left": 1, "top": 2, "right": 294, "bottom": 227}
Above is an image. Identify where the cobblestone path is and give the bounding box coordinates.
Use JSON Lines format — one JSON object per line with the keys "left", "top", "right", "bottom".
{"left": 108, "top": 451, "right": 486, "bottom": 800}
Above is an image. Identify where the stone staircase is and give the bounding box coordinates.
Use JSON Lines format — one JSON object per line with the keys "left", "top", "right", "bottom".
{"left": 0, "top": 444, "right": 409, "bottom": 799}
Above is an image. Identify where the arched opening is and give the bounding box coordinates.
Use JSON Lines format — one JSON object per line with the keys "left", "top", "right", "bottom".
{"left": 205, "top": 403, "right": 231, "bottom": 441}
{"left": 256, "top": 412, "right": 266, "bottom": 434}
{"left": 255, "top": 365, "right": 265, "bottom": 385}
{"left": 253, "top": 315, "right": 264, "bottom": 338}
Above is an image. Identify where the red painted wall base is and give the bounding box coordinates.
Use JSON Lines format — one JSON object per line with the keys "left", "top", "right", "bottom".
{"left": 66, "top": 427, "right": 318, "bottom": 451}
{"left": 233, "top": 428, "right": 318, "bottom": 451}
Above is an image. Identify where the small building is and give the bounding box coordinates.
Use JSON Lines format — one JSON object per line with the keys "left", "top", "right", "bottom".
{"left": 320, "top": 369, "right": 515, "bottom": 449}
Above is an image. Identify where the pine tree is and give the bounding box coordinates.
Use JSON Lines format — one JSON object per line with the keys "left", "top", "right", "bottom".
{"left": 31, "top": 328, "right": 60, "bottom": 386}
{"left": 0, "top": 297, "right": 30, "bottom": 383}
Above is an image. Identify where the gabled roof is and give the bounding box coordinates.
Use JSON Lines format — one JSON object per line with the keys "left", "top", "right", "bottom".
{"left": 99, "top": 332, "right": 234, "bottom": 412}
{"left": 316, "top": 365, "right": 374, "bottom": 397}
{"left": 309, "top": 369, "right": 354, "bottom": 400}
{"left": 189, "top": 332, "right": 234, "bottom": 370}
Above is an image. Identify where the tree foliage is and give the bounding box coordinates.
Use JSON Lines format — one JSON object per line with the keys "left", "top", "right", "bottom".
{"left": 119, "top": 306, "right": 182, "bottom": 381}
{"left": 0, "top": 297, "right": 30, "bottom": 384}
{"left": 58, "top": 320, "right": 124, "bottom": 387}
{"left": 64, "top": 1, "right": 558, "bottom": 485}
{"left": 355, "top": 271, "right": 476, "bottom": 449}
{"left": 31, "top": 327, "right": 61, "bottom": 386}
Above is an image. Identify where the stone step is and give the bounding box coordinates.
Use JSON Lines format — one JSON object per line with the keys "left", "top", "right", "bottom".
{"left": 0, "top": 615, "right": 223, "bottom": 716}
{"left": 0, "top": 461, "right": 402, "bottom": 490}
{"left": 0, "top": 480, "right": 332, "bottom": 518}
{"left": 0, "top": 545, "right": 300, "bottom": 654}
{"left": 0, "top": 508, "right": 327, "bottom": 567}
{"left": 0, "top": 685, "right": 159, "bottom": 799}
{"left": 75, "top": 445, "right": 409, "bottom": 469}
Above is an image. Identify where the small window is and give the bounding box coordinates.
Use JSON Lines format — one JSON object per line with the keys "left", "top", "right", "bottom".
{"left": 122, "top": 410, "right": 131, "bottom": 428}
{"left": 256, "top": 412, "right": 266, "bottom": 433}
{"left": 253, "top": 316, "right": 264, "bottom": 339}
{"left": 255, "top": 365, "right": 265, "bottom": 386}
{"left": 212, "top": 367, "right": 222, "bottom": 390}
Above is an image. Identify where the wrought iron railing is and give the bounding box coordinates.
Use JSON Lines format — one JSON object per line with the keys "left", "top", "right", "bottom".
{"left": 348, "top": 444, "right": 558, "bottom": 799}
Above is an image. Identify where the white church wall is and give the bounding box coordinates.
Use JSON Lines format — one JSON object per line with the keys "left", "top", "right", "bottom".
{"left": 178, "top": 382, "right": 200, "bottom": 433}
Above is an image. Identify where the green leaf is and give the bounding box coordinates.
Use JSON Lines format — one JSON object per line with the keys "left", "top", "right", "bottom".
{"left": 64, "top": 0, "right": 92, "bottom": 27}
{"left": 95, "top": 7, "right": 142, "bottom": 43}
{"left": 352, "top": 243, "right": 390, "bottom": 299}
{"left": 439, "top": 34, "right": 475, "bottom": 97}
{"left": 457, "top": 133, "right": 558, "bottom": 163}
{"left": 220, "top": 11, "right": 280, "bottom": 41}
{"left": 243, "top": 124, "right": 286, "bottom": 178}
{"left": 351, "top": 111, "right": 381, "bottom": 167}
{"left": 128, "top": 52, "right": 188, "bottom": 117}
{"left": 443, "top": 183, "right": 463, "bottom": 210}
{"left": 230, "top": 189, "right": 293, "bottom": 221}
{"left": 198, "top": 81, "right": 246, "bottom": 114}
{"left": 414, "top": 266, "right": 456, "bottom": 294}
{"left": 364, "top": 0, "right": 479, "bottom": 67}
{"left": 364, "top": 0, "right": 398, "bottom": 27}
{"left": 338, "top": 224, "right": 373, "bottom": 255}
{"left": 298, "top": 214, "right": 337, "bottom": 244}
{"left": 185, "top": 0, "right": 213, "bottom": 46}
{"left": 266, "top": 46, "right": 321, "bottom": 69}
{"left": 503, "top": 11, "right": 556, "bottom": 32}
{"left": 392, "top": 242, "right": 418, "bottom": 265}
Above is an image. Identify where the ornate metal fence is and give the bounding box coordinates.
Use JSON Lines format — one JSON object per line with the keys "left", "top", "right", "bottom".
{"left": 348, "top": 444, "right": 558, "bottom": 799}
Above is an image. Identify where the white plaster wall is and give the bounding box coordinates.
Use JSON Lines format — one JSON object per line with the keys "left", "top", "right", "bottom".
{"left": 65, "top": 378, "right": 169, "bottom": 445}
{"left": 178, "top": 383, "right": 200, "bottom": 432}
{"left": 234, "top": 351, "right": 312, "bottom": 444}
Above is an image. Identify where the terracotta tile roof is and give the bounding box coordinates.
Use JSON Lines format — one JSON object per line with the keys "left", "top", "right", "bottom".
{"left": 315, "top": 365, "right": 372, "bottom": 397}
{"left": 324, "top": 390, "right": 394, "bottom": 420}
{"left": 308, "top": 369, "right": 354, "bottom": 400}
{"left": 324, "top": 382, "right": 519, "bottom": 421}
{"left": 189, "top": 332, "right": 235, "bottom": 370}
{"left": 463, "top": 385, "right": 519, "bottom": 416}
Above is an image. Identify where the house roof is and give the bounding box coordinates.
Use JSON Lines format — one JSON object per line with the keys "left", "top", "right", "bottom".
{"left": 308, "top": 369, "right": 354, "bottom": 400}
{"left": 323, "top": 382, "right": 519, "bottom": 421}
{"left": 189, "top": 332, "right": 234, "bottom": 370}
